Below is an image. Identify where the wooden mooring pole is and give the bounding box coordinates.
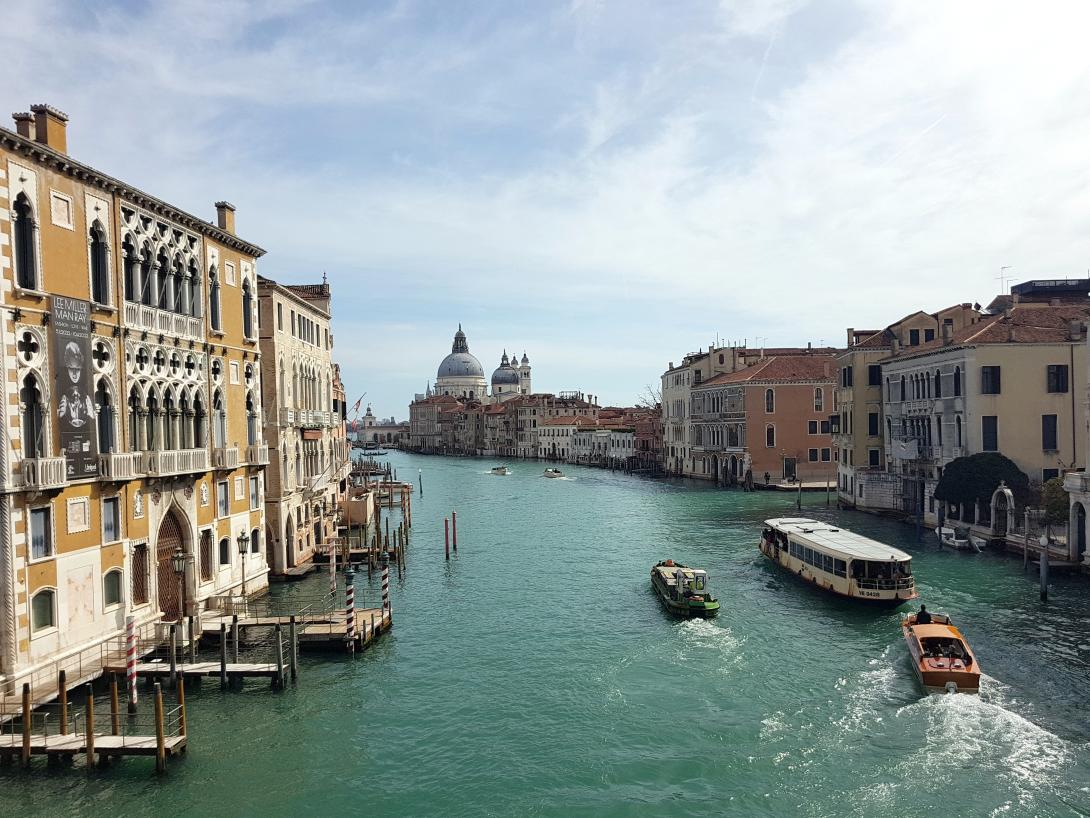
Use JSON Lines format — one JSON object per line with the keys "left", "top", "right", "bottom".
{"left": 85, "top": 686, "right": 95, "bottom": 773}
{"left": 126, "top": 614, "right": 138, "bottom": 713}
{"left": 445, "top": 517, "right": 450, "bottom": 561}
{"left": 274, "top": 624, "right": 285, "bottom": 690}
{"left": 178, "top": 676, "right": 187, "bottom": 738}
{"left": 346, "top": 569, "right": 356, "bottom": 655}
{"left": 169, "top": 624, "right": 178, "bottom": 688}
{"left": 219, "top": 623, "right": 228, "bottom": 689}
{"left": 110, "top": 674, "right": 121, "bottom": 736}
{"left": 231, "top": 615, "right": 240, "bottom": 664}
{"left": 452, "top": 511, "right": 458, "bottom": 552}
{"left": 58, "top": 669, "right": 68, "bottom": 735}
{"left": 189, "top": 615, "right": 198, "bottom": 664}
{"left": 1040, "top": 544, "right": 1049, "bottom": 602}
{"left": 154, "top": 683, "right": 166, "bottom": 775}
{"left": 289, "top": 616, "right": 299, "bottom": 684}
{"left": 21, "top": 683, "right": 31, "bottom": 768}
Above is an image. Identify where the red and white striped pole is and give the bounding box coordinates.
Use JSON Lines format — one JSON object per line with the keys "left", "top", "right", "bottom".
{"left": 345, "top": 569, "right": 356, "bottom": 654}
{"left": 125, "top": 614, "right": 138, "bottom": 712}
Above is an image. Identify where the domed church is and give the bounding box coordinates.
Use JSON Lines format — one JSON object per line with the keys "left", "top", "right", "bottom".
{"left": 432, "top": 326, "right": 531, "bottom": 403}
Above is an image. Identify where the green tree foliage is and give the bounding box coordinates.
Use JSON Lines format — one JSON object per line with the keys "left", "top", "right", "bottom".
{"left": 1040, "top": 477, "right": 1069, "bottom": 529}
{"left": 933, "top": 452, "right": 1031, "bottom": 508}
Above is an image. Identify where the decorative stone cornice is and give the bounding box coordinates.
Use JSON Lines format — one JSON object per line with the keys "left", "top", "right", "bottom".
{"left": 0, "top": 126, "right": 266, "bottom": 259}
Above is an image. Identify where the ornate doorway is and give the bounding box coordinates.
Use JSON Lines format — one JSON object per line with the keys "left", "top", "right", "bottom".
{"left": 156, "top": 509, "right": 185, "bottom": 621}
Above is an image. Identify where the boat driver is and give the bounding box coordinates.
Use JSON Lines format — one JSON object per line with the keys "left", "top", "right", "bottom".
{"left": 916, "top": 604, "right": 932, "bottom": 625}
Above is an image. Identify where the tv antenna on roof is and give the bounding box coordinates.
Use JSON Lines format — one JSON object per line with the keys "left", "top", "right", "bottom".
{"left": 997, "top": 266, "right": 1013, "bottom": 292}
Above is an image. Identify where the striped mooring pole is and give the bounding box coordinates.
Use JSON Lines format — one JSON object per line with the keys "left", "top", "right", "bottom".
{"left": 382, "top": 561, "right": 390, "bottom": 616}
{"left": 329, "top": 538, "right": 337, "bottom": 597}
{"left": 125, "top": 614, "right": 138, "bottom": 712}
{"left": 345, "top": 569, "right": 356, "bottom": 654}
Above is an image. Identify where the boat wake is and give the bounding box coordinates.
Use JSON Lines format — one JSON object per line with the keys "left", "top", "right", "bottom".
{"left": 673, "top": 618, "right": 745, "bottom": 674}
{"left": 832, "top": 646, "right": 896, "bottom": 735}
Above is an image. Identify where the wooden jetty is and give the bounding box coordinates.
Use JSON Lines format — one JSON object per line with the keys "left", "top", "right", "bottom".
{"left": 201, "top": 607, "right": 391, "bottom": 651}
{"left": 269, "top": 563, "right": 318, "bottom": 582}
{"left": 0, "top": 680, "right": 186, "bottom": 774}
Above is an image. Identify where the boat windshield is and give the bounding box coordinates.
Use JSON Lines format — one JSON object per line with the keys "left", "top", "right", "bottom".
{"left": 850, "top": 559, "right": 914, "bottom": 590}
{"left": 691, "top": 572, "right": 707, "bottom": 592}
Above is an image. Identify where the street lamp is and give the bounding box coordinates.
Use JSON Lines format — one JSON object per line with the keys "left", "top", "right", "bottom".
{"left": 171, "top": 546, "right": 186, "bottom": 622}
{"left": 237, "top": 531, "right": 250, "bottom": 598}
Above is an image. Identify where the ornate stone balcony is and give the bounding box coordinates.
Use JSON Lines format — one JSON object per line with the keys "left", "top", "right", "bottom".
{"left": 123, "top": 301, "right": 204, "bottom": 343}
{"left": 98, "top": 451, "right": 145, "bottom": 481}
{"left": 21, "top": 456, "right": 68, "bottom": 491}
{"left": 212, "top": 446, "right": 240, "bottom": 470}
{"left": 246, "top": 443, "right": 269, "bottom": 465}
{"left": 146, "top": 448, "right": 209, "bottom": 477}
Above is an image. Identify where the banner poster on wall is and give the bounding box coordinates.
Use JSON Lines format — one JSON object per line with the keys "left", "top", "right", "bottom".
{"left": 51, "top": 295, "right": 98, "bottom": 479}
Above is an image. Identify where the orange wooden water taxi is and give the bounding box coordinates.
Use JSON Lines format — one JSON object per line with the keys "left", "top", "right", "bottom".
{"left": 901, "top": 612, "right": 981, "bottom": 694}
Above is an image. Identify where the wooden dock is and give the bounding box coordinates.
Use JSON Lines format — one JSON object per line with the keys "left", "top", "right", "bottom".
{"left": 102, "top": 659, "right": 280, "bottom": 681}
{"left": 269, "top": 563, "right": 317, "bottom": 582}
{"left": 201, "top": 607, "right": 391, "bottom": 651}
{"left": 0, "top": 732, "right": 186, "bottom": 759}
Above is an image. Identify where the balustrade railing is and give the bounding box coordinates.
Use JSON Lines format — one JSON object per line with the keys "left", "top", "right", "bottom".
{"left": 212, "top": 446, "right": 240, "bottom": 470}
{"left": 98, "top": 451, "right": 145, "bottom": 480}
{"left": 122, "top": 300, "right": 204, "bottom": 343}
{"left": 21, "top": 456, "right": 67, "bottom": 491}
{"left": 246, "top": 443, "right": 270, "bottom": 465}
{"left": 146, "top": 448, "right": 209, "bottom": 477}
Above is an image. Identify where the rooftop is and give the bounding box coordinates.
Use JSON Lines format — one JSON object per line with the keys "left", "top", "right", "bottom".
{"left": 700, "top": 354, "right": 836, "bottom": 386}
{"left": 765, "top": 518, "right": 913, "bottom": 562}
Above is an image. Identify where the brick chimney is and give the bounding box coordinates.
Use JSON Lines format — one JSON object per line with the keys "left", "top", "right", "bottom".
{"left": 846, "top": 327, "right": 855, "bottom": 346}
{"left": 941, "top": 322, "right": 953, "bottom": 345}
{"left": 12, "top": 112, "right": 34, "bottom": 140}
{"left": 215, "top": 201, "right": 236, "bottom": 234}
{"left": 29, "top": 104, "right": 68, "bottom": 153}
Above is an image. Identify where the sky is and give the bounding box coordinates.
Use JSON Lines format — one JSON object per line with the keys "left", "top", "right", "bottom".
{"left": 7, "top": 0, "right": 1090, "bottom": 419}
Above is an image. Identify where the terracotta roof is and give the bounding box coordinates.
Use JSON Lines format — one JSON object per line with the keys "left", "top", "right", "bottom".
{"left": 886, "top": 304, "right": 1090, "bottom": 360}
{"left": 700, "top": 354, "right": 836, "bottom": 385}
{"left": 542, "top": 415, "right": 597, "bottom": 427}
{"left": 853, "top": 329, "right": 894, "bottom": 350}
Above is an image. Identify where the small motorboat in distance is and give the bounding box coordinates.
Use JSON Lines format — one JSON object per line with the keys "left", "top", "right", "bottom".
{"left": 491, "top": 466, "right": 509, "bottom": 475}
{"left": 651, "top": 560, "right": 720, "bottom": 618}
{"left": 543, "top": 468, "right": 563, "bottom": 478}
{"left": 902, "top": 612, "right": 981, "bottom": 694}
{"left": 935, "top": 526, "right": 985, "bottom": 552}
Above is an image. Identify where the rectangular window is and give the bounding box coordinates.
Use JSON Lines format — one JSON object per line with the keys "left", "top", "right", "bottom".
{"left": 277, "top": 303, "right": 283, "bottom": 330}
{"left": 842, "top": 366, "right": 853, "bottom": 387}
{"left": 909, "top": 329, "right": 920, "bottom": 346}
{"left": 821, "top": 448, "right": 831, "bottom": 461}
{"left": 250, "top": 476, "right": 260, "bottom": 509}
{"left": 924, "top": 328, "right": 935, "bottom": 342}
{"left": 868, "top": 412, "right": 879, "bottom": 436}
{"left": 290, "top": 310, "right": 296, "bottom": 335}
{"left": 30, "top": 507, "right": 52, "bottom": 560}
{"left": 982, "top": 415, "right": 998, "bottom": 451}
{"left": 217, "top": 481, "right": 229, "bottom": 517}
{"left": 131, "top": 543, "right": 149, "bottom": 604}
{"left": 102, "top": 497, "right": 120, "bottom": 543}
{"left": 868, "top": 365, "right": 881, "bottom": 386}
{"left": 869, "top": 448, "right": 880, "bottom": 467}
{"left": 808, "top": 420, "right": 818, "bottom": 435}
{"left": 1042, "top": 414, "right": 1058, "bottom": 451}
{"left": 199, "top": 530, "right": 213, "bottom": 581}
{"left": 1047, "top": 364, "right": 1069, "bottom": 393}
{"left": 808, "top": 448, "right": 819, "bottom": 462}
{"left": 820, "top": 420, "right": 831, "bottom": 434}
{"left": 981, "top": 366, "right": 1001, "bottom": 395}
{"left": 1043, "top": 468, "right": 1060, "bottom": 482}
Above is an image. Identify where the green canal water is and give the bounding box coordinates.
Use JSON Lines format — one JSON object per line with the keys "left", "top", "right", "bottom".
{"left": 4, "top": 450, "right": 1090, "bottom": 817}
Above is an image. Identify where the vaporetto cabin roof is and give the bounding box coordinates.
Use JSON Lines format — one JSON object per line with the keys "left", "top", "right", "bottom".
{"left": 765, "top": 518, "right": 912, "bottom": 562}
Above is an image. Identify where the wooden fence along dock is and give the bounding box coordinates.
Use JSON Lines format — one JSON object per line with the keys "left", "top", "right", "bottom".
{"left": 0, "top": 678, "right": 186, "bottom": 773}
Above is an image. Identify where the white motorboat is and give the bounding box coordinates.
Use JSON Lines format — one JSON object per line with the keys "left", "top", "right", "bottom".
{"left": 491, "top": 466, "right": 509, "bottom": 475}
{"left": 935, "top": 526, "right": 985, "bottom": 552}
{"left": 543, "top": 468, "right": 563, "bottom": 478}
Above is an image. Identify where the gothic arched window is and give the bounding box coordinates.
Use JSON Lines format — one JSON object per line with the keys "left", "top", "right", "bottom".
{"left": 242, "top": 280, "right": 254, "bottom": 338}
{"left": 95, "top": 379, "right": 114, "bottom": 453}
{"left": 21, "top": 373, "right": 44, "bottom": 457}
{"left": 13, "top": 194, "right": 37, "bottom": 291}
{"left": 209, "top": 267, "right": 222, "bottom": 331}
{"left": 90, "top": 221, "right": 109, "bottom": 305}
{"left": 122, "top": 237, "right": 137, "bottom": 302}
{"left": 764, "top": 389, "right": 775, "bottom": 414}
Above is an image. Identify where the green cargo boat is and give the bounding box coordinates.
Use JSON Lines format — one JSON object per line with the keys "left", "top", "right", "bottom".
{"left": 651, "top": 560, "right": 720, "bottom": 617}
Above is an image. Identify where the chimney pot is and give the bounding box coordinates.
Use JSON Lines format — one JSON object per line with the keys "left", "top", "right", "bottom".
{"left": 29, "top": 104, "right": 68, "bottom": 153}
{"left": 846, "top": 327, "right": 855, "bottom": 346}
{"left": 941, "top": 323, "right": 953, "bottom": 345}
{"left": 891, "top": 337, "right": 901, "bottom": 355}
{"left": 12, "top": 112, "right": 33, "bottom": 140}
{"left": 1069, "top": 319, "right": 1082, "bottom": 341}
{"left": 215, "top": 201, "right": 236, "bottom": 234}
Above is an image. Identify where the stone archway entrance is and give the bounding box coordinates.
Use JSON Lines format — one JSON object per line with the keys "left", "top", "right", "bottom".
{"left": 990, "top": 481, "right": 1015, "bottom": 538}
{"left": 156, "top": 508, "right": 186, "bottom": 622}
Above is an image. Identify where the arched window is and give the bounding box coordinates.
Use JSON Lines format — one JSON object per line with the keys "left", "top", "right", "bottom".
{"left": 765, "top": 424, "right": 775, "bottom": 447}
{"left": 218, "top": 537, "right": 231, "bottom": 566}
{"left": 242, "top": 280, "right": 254, "bottom": 338}
{"left": 246, "top": 391, "right": 258, "bottom": 446}
{"left": 925, "top": 373, "right": 931, "bottom": 399}
{"left": 899, "top": 375, "right": 906, "bottom": 401}
{"left": 30, "top": 588, "right": 55, "bottom": 632}
{"left": 765, "top": 388, "right": 775, "bottom": 413}
{"left": 953, "top": 367, "right": 962, "bottom": 397}
{"left": 139, "top": 246, "right": 154, "bottom": 306}
{"left": 128, "top": 386, "right": 141, "bottom": 450}
{"left": 250, "top": 527, "right": 260, "bottom": 556}
{"left": 212, "top": 391, "right": 226, "bottom": 448}
{"left": 955, "top": 415, "right": 962, "bottom": 447}
{"left": 814, "top": 387, "right": 823, "bottom": 412}
{"left": 934, "top": 369, "right": 942, "bottom": 398}
{"left": 13, "top": 193, "right": 37, "bottom": 290}
{"left": 209, "top": 266, "right": 222, "bottom": 331}
{"left": 95, "top": 379, "right": 115, "bottom": 453}
{"left": 90, "top": 222, "right": 109, "bottom": 305}
{"left": 187, "top": 260, "right": 200, "bottom": 317}
{"left": 156, "top": 250, "right": 171, "bottom": 310}
{"left": 193, "top": 393, "right": 206, "bottom": 448}
{"left": 172, "top": 257, "right": 184, "bottom": 315}
{"left": 163, "top": 390, "right": 177, "bottom": 450}
{"left": 103, "top": 569, "right": 123, "bottom": 607}
{"left": 20, "top": 374, "right": 44, "bottom": 457}
{"left": 145, "top": 391, "right": 160, "bottom": 450}
{"left": 122, "top": 238, "right": 137, "bottom": 302}
{"left": 886, "top": 378, "right": 891, "bottom": 402}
